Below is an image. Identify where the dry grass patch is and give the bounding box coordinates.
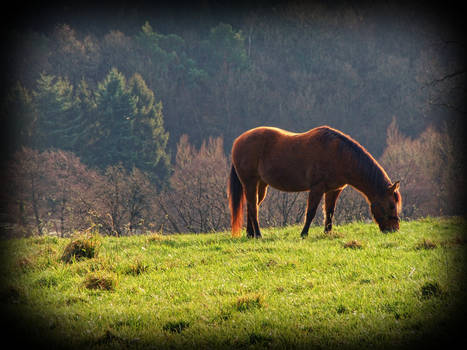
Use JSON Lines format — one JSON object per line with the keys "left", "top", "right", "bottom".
{"left": 124, "top": 258, "right": 149, "bottom": 275}
{"left": 84, "top": 272, "right": 116, "bottom": 291}
{"left": 236, "top": 293, "right": 266, "bottom": 312}
{"left": 415, "top": 238, "right": 437, "bottom": 250}
{"left": 61, "top": 235, "right": 101, "bottom": 263}
{"left": 147, "top": 232, "right": 170, "bottom": 242}
{"left": 343, "top": 240, "right": 364, "bottom": 249}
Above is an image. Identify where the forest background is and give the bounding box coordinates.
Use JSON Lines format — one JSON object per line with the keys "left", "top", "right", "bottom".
{"left": 1, "top": 1, "right": 466, "bottom": 237}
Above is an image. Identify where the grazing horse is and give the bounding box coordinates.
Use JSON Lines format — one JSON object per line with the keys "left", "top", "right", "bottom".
{"left": 228, "top": 126, "right": 402, "bottom": 238}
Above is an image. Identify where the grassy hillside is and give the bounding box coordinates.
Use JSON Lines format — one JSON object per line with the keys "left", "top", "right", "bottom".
{"left": 1, "top": 217, "right": 466, "bottom": 349}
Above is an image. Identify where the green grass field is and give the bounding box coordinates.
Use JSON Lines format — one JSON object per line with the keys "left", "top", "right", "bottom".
{"left": 1, "top": 217, "right": 466, "bottom": 349}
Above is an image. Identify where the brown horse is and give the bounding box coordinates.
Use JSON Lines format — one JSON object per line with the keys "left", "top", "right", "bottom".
{"left": 228, "top": 126, "right": 402, "bottom": 238}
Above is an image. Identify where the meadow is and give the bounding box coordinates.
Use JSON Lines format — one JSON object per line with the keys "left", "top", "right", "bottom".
{"left": 1, "top": 217, "right": 466, "bottom": 349}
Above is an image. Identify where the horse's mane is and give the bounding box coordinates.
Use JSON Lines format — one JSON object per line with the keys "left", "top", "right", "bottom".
{"left": 316, "top": 126, "right": 391, "bottom": 196}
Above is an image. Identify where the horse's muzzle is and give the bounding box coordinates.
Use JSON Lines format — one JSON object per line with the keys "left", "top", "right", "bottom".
{"left": 381, "top": 216, "right": 400, "bottom": 233}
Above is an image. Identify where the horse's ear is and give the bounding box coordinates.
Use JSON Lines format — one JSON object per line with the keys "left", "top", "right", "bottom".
{"left": 388, "top": 181, "right": 400, "bottom": 193}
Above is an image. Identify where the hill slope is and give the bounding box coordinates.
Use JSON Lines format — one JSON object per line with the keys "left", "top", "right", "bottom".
{"left": 1, "top": 218, "right": 466, "bottom": 349}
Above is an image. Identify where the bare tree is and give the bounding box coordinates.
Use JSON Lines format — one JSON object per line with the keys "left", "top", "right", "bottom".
{"left": 379, "top": 118, "right": 462, "bottom": 218}
{"left": 42, "top": 150, "right": 97, "bottom": 236}
{"left": 157, "top": 135, "right": 230, "bottom": 233}
{"left": 8, "top": 148, "right": 48, "bottom": 236}
{"left": 7, "top": 148, "right": 98, "bottom": 236}
{"left": 89, "top": 165, "right": 154, "bottom": 236}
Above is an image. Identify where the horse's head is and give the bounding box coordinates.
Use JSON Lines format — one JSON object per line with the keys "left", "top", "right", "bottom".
{"left": 370, "top": 181, "right": 402, "bottom": 232}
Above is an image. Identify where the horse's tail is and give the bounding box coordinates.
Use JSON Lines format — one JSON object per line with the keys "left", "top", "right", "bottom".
{"left": 228, "top": 164, "right": 245, "bottom": 237}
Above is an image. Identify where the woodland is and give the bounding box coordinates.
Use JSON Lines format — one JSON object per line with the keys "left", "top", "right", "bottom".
{"left": 1, "top": 1, "right": 465, "bottom": 236}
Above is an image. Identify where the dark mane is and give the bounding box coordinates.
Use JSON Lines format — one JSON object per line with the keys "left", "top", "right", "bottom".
{"left": 316, "top": 126, "right": 391, "bottom": 195}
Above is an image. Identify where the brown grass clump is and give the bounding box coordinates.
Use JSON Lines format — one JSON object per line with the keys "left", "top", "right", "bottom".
{"left": 83, "top": 272, "right": 116, "bottom": 291}
{"left": 17, "top": 257, "right": 34, "bottom": 272}
{"left": 343, "top": 240, "right": 363, "bottom": 249}
{"left": 415, "top": 238, "right": 437, "bottom": 250}
{"left": 61, "top": 235, "right": 101, "bottom": 263}
{"left": 124, "top": 258, "right": 149, "bottom": 275}
{"left": 236, "top": 293, "right": 265, "bottom": 312}
{"left": 147, "top": 232, "right": 166, "bottom": 242}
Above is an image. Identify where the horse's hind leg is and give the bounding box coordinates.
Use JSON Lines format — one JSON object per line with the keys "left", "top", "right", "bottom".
{"left": 246, "top": 216, "right": 255, "bottom": 238}
{"left": 246, "top": 181, "right": 267, "bottom": 238}
{"left": 323, "top": 188, "right": 344, "bottom": 233}
{"left": 300, "top": 189, "right": 323, "bottom": 238}
{"left": 247, "top": 181, "right": 267, "bottom": 237}
{"left": 245, "top": 181, "right": 262, "bottom": 238}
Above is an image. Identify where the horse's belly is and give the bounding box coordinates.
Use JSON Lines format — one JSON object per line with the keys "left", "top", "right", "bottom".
{"left": 258, "top": 162, "right": 310, "bottom": 192}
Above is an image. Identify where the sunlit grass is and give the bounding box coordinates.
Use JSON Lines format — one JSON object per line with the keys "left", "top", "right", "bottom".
{"left": 1, "top": 217, "right": 466, "bottom": 349}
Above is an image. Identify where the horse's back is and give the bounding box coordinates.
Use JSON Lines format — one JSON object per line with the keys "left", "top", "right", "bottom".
{"left": 232, "top": 125, "right": 333, "bottom": 155}
{"left": 232, "top": 127, "right": 314, "bottom": 190}
{"left": 232, "top": 126, "right": 297, "bottom": 160}
{"left": 234, "top": 126, "right": 296, "bottom": 144}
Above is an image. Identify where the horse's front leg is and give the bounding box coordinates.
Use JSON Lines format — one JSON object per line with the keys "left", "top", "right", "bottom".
{"left": 323, "top": 188, "right": 344, "bottom": 233}
{"left": 300, "top": 189, "right": 323, "bottom": 238}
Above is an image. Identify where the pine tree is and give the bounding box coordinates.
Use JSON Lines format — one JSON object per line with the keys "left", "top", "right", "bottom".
{"left": 33, "top": 73, "right": 82, "bottom": 151}
{"left": 73, "top": 79, "right": 97, "bottom": 157}
{"left": 128, "top": 73, "right": 170, "bottom": 182}
{"left": 3, "top": 83, "right": 36, "bottom": 154}
{"left": 89, "top": 68, "right": 136, "bottom": 169}
{"left": 82, "top": 69, "right": 170, "bottom": 183}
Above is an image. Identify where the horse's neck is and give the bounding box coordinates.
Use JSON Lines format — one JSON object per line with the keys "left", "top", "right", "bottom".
{"left": 345, "top": 156, "right": 389, "bottom": 203}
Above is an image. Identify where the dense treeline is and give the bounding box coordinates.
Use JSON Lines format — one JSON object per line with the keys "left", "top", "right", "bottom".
{"left": 5, "top": 3, "right": 465, "bottom": 158}
{"left": 2, "top": 2, "right": 466, "bottom": 236}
